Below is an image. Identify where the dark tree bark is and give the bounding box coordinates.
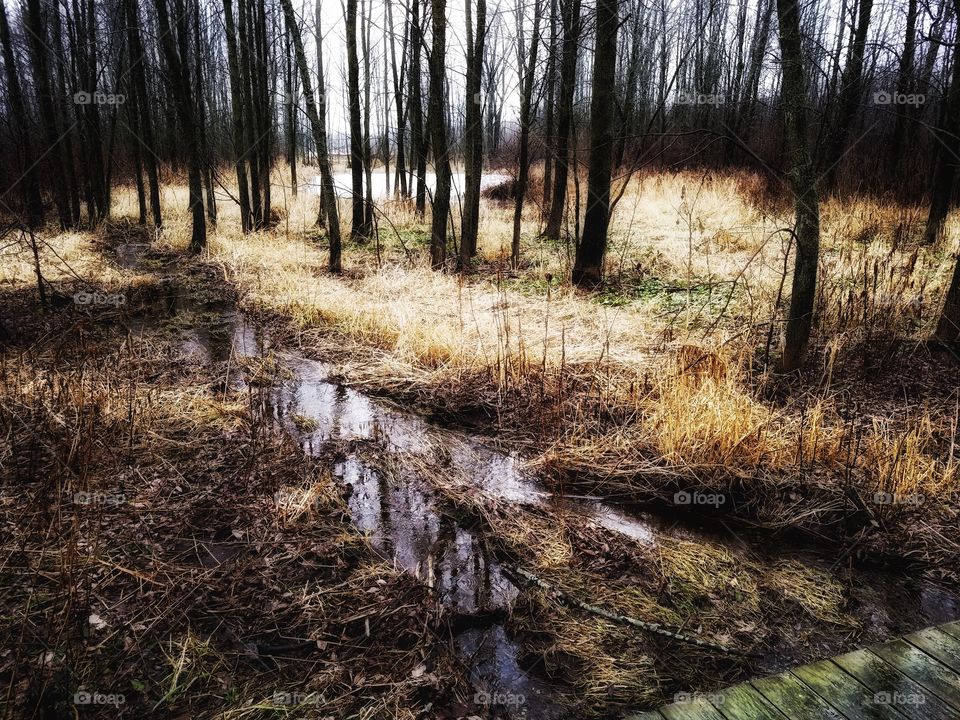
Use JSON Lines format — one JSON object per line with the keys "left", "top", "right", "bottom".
{"left": 544, "top": 0, "right": 581, "bottom": 240}
{"left": 253, "top": 0, "right": 272, "bottom": 223}
{"left": 572, "top": 0, "right": 617, "bottom": 288}
{"left": 125, "top": 0, "right": 162, "bottom": 227}
{"left": 279, "top": 0, "right": 342, "bottom": 271}
{"left": 360, "top": 0, "right": 374, "bottom": 233}
{"left": 51, "top": 0, "right": 80, "bottom": 225}
{"left": 887, "top": 0, "right": 918, "bottom": 175}
{"left": 459, "top": 0, "right": 487, "bottom": 266}
{"left": 81, "top": 0, "right": 107, "bottom": 219}
{"left": 0, "top": 0, "right": 44, "bottom": 228}
{"left": 924, "top": 0, "right": 960, "bottom": 244}
{"left": 153, "top": 0, "right": 206, "bottom": 253}
{"left": 408, "top": 0, "right": 429, "bottom": 216}
{"left": 25, "top": 0, "right": 70, "bottom": 229}
{"left": 223, "top": 0, "right": 252, "bottom": 231}
{"left": 541, "top": 0, "right": 557, "bottom": 215}
{"left": 385, "top": 0, "right": 407, "bottom": 197}
{"left": 822, "top": 0, "right": 873, "bottom": 187}
{"left": 614, "top": 0, "right": 643, "bottom": 167}
{"left": 284, "top": 25, "right": 298, "bottom": 197}
{"left": 238, "top": 0, "right": 262, "bottom": 226}
{"left": 192, "top": 0, "right": 216, "bottom": 226}
{"left": 427, "top": 0, "right": 452, "bottom": 268}
{"left": 346, "top": 0, "right": 369, "bottom": 240}
{"left": 775, "top": 0, "right": 821, "bottom": 372}
{"left": 511, "top": 0, "right": 542, "bottom": 268}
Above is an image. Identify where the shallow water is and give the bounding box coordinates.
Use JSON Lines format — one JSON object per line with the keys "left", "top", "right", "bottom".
{"left": 122, "top": 274, "right": 960, "bottom": 718}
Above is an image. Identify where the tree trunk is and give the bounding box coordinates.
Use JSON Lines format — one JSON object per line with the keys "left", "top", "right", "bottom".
{"left": 511, "top": 0, "right": 542, "bottom": 268}
{"left": 193, "top": 0, "right": 216, "bottom": 226}
{"left": 125, "top": 0, "right": 162, "bottom": 227}
{"left": 573, "top": 0, "right": 617, "bottom": 287}
{"left": 924, "top": 0, "right": 960, "bottom": 245}
{"left": 346, "top": 0, "right": 369, "bottom": 240}
{"left": 544, "top": 0, "right": 581, "bottom": 240}
{"left": 285, "top": 26, "right": 298, "bottom": 197}
{"left": 238, "top": 0, "right": 261, "bottom": 226}
{"left": 25, "top": 0, "right": 71, "bottom": 229}
{"left": 541, "top": 0, "right": 557, "bottom": 215}
{"left": 223, "top": 0, "right": 252, "bottom": 232}
{"left": 409, "top": 0, "right": 428, "bottom": 216}
{"left": 153, "top": 0, "right": 206, "bottom": 253}
{"left": 0, "top": 0, "right": 44, "bottom": 228}
{"left": 822, "top": 0, "right": 873, "bottom": 188}
{"left": 460, "top": 0, "right": 487, "bottom": 266}
{"left": 361, "top": 0, "right": 374, "bottom": 233}
{"left": 428, "top": 0, "right": 452, "bottom": 268}
{"left": 279, "top": 0, "right": 342, "bottom": 271}
{"left": 887, "top": 0, "right": 918, "bottom": 176}
{"left": 775, "top": 0, "right": 821, "bottom": 372}
{"left": 385, "top": 0, "right": 407, "bottom": 197}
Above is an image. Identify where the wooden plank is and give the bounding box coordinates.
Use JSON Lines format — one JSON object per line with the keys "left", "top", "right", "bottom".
{"left": 939, "top": 622, "right": 960, "bottom": 642}
{"left": 791, "top": 659, "right": 913, "bottom": 719}
{"left": 904, "top": 627, "right": 960, "bottom": 674}
{"left": 711, "top": 683, "right": 789, "bottom": 720}
{"left": 751, "top": 672, "right": 846, "bottom": 720}
{"left": 834, "top": 648, "right": 960, "bottom": 720}
{"left": 660, "top": 696, "right": 727, "bottom": 720}
{"left": 871, "top": 639, "right": 960, "bottom": 711}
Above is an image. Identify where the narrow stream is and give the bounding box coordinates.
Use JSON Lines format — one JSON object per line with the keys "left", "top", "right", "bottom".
{"left": 116, "top": 245, "right": 960, "bottom": 718}
{"left": 122, "top": 258, "right": 622, "bottom": 717}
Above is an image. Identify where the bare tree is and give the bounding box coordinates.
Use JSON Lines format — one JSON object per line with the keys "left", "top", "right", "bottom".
{"left": 511, "top": 0, "right": 543, "bottom": 268}
{"left": 385, "top": 0, "right": 407, "bottom": 197}
{"left": 125, "top": 0, "right": 162, "bottom": 227}
{"left": 409, "top": 0, "right": 429, "bottom": 216}
{"left": 153, "top": 0, "right": 206, "bottom": 253}
{"left": 223, "top": 0, "right": 253, "bottom": 231}
{"left": 460, "top": 0, "right": 487, "bottom": 265}
{"left": 428, "top": 0, "right": 453, "bottom": 268}
{"left": 822, "top": 0, "right": 873, "bottom": 188}
{"left": 924, "top": 0, "right": 960, "bottom": 244}
{"left": 775, "top": 0, "right": 821, "bottom": 371}
{"left": 279, "top": 0, "right": 342, "bottom": 270}
{"left": 346, "top": 0, "right": 369, "bottom": 240}
{"left": 0, "top": 0, "right": 44, "bottom": 228}
{"left": 573, "top": 0, "right": 618, "bottom": 287}
{"left": 544, "top": 0, "right": 581, "bottom": 240}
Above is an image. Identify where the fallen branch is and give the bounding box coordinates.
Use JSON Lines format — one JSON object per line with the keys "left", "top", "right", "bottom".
{"left": 505, "top": 565, "right": 751, "bottom": 657}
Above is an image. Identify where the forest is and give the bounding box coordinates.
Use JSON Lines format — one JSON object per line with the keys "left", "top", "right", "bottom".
{"left": 1, "top": 0, "right": 959, "bottom": 716}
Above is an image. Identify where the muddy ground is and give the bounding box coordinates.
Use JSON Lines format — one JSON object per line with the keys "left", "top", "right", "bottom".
{"left": 2, "top": 237, "right": 959, "bottom": 719}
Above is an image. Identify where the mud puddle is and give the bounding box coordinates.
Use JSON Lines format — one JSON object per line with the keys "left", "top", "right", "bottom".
{"left": 115, "top": 247, "right": 960, "bottom": 717}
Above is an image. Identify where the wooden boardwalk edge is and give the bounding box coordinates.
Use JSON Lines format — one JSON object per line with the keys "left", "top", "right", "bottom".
{"left": 627, "top": 621, "right": 960, "bottom": 720}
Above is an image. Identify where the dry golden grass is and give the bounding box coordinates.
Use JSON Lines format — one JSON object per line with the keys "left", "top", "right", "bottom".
{"left": 12, "top": 166, "right": 958, "bottom": 517}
